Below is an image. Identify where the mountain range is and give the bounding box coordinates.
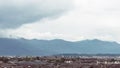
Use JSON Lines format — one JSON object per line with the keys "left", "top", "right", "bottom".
{"left": 0, "top": 38, "right": 120, "bottom": 56}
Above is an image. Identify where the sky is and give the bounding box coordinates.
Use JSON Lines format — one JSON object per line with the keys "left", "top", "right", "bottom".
{"left": 0, "top": 0, "right": 120, "bottom": 42}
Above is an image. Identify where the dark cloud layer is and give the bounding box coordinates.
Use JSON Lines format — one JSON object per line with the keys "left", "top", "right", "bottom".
{"left": 0, "top": 0, "right": 73, "bottom": 28}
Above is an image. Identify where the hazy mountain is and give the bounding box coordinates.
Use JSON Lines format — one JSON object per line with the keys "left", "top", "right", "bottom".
{"left": 0, "top": 38, "right": 120, "bottom": 56}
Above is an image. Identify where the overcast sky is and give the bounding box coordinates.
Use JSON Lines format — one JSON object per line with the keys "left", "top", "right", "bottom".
{"left": 0, "top": 0, "right": 120, "bottom": 42}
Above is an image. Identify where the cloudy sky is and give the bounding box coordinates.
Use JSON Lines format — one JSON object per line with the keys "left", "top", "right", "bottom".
{"left": 0, "top": 0, "right": 120, "bottom": 42}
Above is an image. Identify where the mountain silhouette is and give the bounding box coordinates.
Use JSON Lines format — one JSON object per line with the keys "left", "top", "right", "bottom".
{"left": 0, "top": 38, "right": 120, "bottom": 56}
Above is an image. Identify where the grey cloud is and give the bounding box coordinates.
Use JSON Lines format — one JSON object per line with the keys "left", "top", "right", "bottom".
{"left": 0, "top": 0, "right": 73, "bottom": 28}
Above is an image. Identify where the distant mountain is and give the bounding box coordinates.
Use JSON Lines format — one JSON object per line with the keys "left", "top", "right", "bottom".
{"left": 0, "top": 38, "right": 120, "bottom": 56}
{"left": 54, "top": 53, "right": 120, "bottom": 57}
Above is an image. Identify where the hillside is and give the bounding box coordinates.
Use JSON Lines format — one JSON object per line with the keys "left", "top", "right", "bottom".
{"left": 0, "top": 38, "right": 120, "bottom": 56}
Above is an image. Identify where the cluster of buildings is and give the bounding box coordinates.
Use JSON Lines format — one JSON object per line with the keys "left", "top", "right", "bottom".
{"left": 0, "top": 56, "right": 120, "bottom": 68}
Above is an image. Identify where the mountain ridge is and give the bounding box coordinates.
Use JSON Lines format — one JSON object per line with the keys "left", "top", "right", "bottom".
{"left": 0, "top": 38, "right": 120, "bottom": 56}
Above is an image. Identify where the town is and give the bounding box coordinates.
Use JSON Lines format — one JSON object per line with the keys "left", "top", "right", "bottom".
{"left": 0, "top": 56, "right": 120, "bottom": 68}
